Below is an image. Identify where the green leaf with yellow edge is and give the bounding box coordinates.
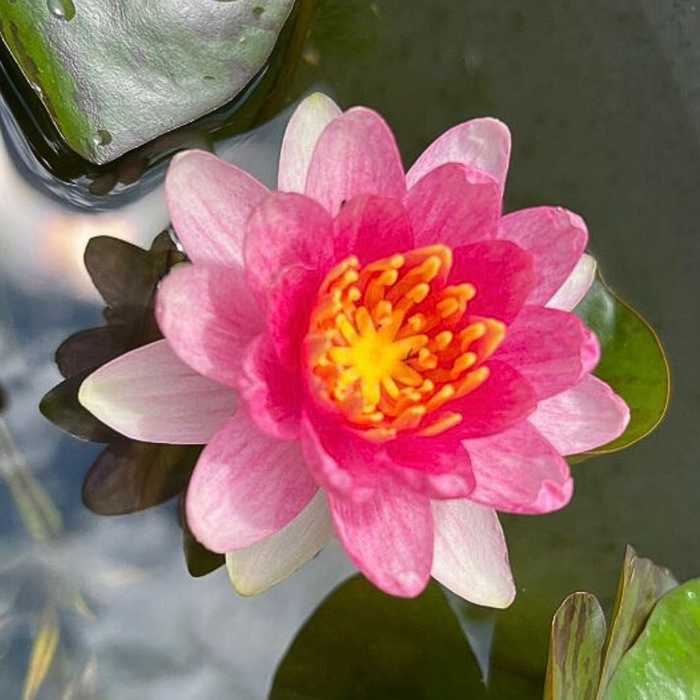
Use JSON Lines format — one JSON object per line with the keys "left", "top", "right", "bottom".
{"left": 603, "top": 578, "right": 700, "bottom": 700}
{"left": 544, "top": 593, "right": 606, "bottom": 700}
{"left": 574, "top": 277, "right": 669, "bottom": 454}
{"left": 21, "top": 608, "right": 59, "bottom": 700}
{"left": 269, "top": 576, "right": 488, "bottom": 700}
{"left": 595, "top": 546, "right": 677, "bottom": 699}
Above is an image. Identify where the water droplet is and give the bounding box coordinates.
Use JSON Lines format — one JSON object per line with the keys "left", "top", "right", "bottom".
{"left": 91, "top": 129, "right": 113, "bottom": 148}
{"left": 252, "top": 6, "right": 265, "bottom": 16}
{"left": 47, "top": 0, "right": 76, "bottom": 21}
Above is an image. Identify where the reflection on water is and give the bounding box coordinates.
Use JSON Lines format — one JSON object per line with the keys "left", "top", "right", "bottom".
{"left": 0, "top": 96, "right": 354, "bottom": 699}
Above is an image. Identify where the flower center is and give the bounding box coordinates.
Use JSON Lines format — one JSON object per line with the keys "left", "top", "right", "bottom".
{"left": 304, "top": 245, "right": 506, "bottom": 440}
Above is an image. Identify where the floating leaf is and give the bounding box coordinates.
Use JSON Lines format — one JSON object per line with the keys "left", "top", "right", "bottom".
{"left": 21, "top": 608, "right": 60, "bottom": 700}
{"left": 179, "top": 496, "right": 225, "bottom": 578}
{"left": 544, "top": 593, "right": 606, "bottom": 700}
{"left": 603, "top": 578, "right": 700, "bottom": 700}
{"left": 269, "top": 576, "right": 488, "bottom": 700}
{"left": 0, "top": 0, "right": 297, "bottom": 163}
{"left": 575, "top": 278, "right": 669, "bottom": 453}
{"left": 82, "top": 441, "right": 200, "bottom": 515}
{"left": 595, "top": 546, "right": 677, "bottom": 698}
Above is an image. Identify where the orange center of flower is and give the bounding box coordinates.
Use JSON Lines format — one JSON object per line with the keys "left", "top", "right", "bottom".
{"left": 304, "top": 245, "right": 506, "bottom": 441}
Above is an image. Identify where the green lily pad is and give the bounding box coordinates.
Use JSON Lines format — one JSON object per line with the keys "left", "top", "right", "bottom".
{"left": 544, "top": 593, "right": 606, "bottom": 700}
{"left": 0, "top": 0, "right": 295, "bottom": 164}
{"left": 596, "top": 546, "right": 677, "bottom": 698}
{"left": 269, "top": 576, "right": 488, "bottom": 700}
{"left": 574, "top": 277, "right": 669, "bottom": 454}
{"left": 603, "top": 578, "right": 700, "bottom": 700}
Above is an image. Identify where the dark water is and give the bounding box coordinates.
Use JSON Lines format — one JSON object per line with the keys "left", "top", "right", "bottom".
{"left": 1, "top": 1, "right": 699, "bottom": 698}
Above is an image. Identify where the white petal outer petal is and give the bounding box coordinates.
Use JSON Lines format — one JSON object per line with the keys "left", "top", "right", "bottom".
{"left": 226, "top": 491, "right": 334, "bottom": 596}
{"left": 406, "top": 118, "right": 511, "bottom": 193}
{"left": 278, "top": 93, "right": 342, "bottom": 193}
{"left": 546, "top": 253, "right": 597, "bottom": 311}
{"left": 431, "top": 499, "right": 516, "bottom": 608}
{"left": 78, "top": 340, "right": 237, "bottom": 444}
{"left": 528, "top": 375, "right": 630, "bottom": 455}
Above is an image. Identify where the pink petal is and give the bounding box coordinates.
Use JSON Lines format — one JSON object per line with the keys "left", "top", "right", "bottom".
{"left": 546, "top": 253, "right": 597, "bottom": 311}
{"left": 166, "top": 150, "right": 269, "bottom": 267}
{"left": 78, "top": 340, "right": 237, "bottom": 444}
{"left": 186, "top": 407, "right": 317, "bottom": 553}
{"left": 407, "top": 118, "right": 511, "bottom": 193}
{"left": 495, "top": 307, "right": 600, "bottom": 399}
{"left": 447, "top": 361, "right": 537, "bottom": 440}
{"left": 332, "top": 195, "right": 414, "bottom": 265}
{"left": 329, "top": 481, "right": 433, "bottom": 598}
{"left": 305, "top": 107, "right": 406, "bottom": 215}
{"left": 237, "top": 334, "right": 302, "bottom": 440}
{"left": 404, "top": 164, "right": 501, "bottom": 249}
{"left": 156, "top": 263, "right": 264, "bottom": 388}
{"left": 244, "top": 192, "right": 335, "bottom": 303}
{"left": 450, "top": 240, "right": 535, "bottom": 323}
{"left": 498, "top": 207, "right": 588, "bottom": 306}
{"left": 462, "top": 421, "right": 572, "bottom": 514}
{"left": 529, "top": 375, "right": 630, "bottom": 455}
{"left": 431, "top": 500, "right": 515, "bottom": 608}
{"left": 267, "top": 265, "right": 321, "bottom": 371}
{"left": 278, "top": 93, "right": 342, "bottom": 193}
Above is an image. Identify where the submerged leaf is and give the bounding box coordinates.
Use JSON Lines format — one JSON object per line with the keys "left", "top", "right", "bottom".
{"left": 269, "top": 576, "right": 488, "bottom": 700}
{"left": 544, "top": 593, "right": 606, "bottom": 700}
{"left": 575, "top": 278, "right": 669, "bottom": 453}
{"left": 22, "top": 608, "right": 60, "bottom": 700}
{"left": 603, "top": 578, "right": 700, "bottom": 700}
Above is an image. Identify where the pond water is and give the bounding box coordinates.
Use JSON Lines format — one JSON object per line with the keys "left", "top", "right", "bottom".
{"left": 1, "top": 0, "right": 699, "bottom": 698}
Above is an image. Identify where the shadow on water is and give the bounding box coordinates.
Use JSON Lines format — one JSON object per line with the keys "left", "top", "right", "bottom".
{"left": 1, "top": 0, "right": 700, "bottom": 698}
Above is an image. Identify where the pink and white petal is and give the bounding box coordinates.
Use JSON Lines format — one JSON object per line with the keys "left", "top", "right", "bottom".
{"left": 244, "top": 192, "right": 335, "bottom": 303}
{"left": 405, "top": 164, "right": 501, "bottom": 249}
{"left": 407, "top": 118, "right": 511, "bottom": 194}
{"left": 445, "top": 361, "right": 538, "bottom": 440}
{"left": 529, "top": 375, "right": 630, "bottom": 455}
{"left": 305, "top": 107, "right": 406, "bottom": 215}
{"left": 186, "top": 407, "right": 317, "bottom": 553}
{"left": 267, "top": 265, "right": 322, "bottom": 371}
{"left": 498, "top": 207, "right": 588, "bottom": 306}
{"left": 450, "top": 241, "right": 535, "bottom": 323}
{"left": 329, "top": 480, "right": 433, "bottom": 598}
{"left": 156, "top": 263, "right": 264, "bottom": 388}
{"left": 463, "top": 421, "right": 572, "bottom": 514}
{"left": 166, "top": 150, "right": 269, "bottom": 267}
{"left": 79, "top": 340, "right": 237, "bottom": 444}
{"left": 278, "top": 93, "right": 342, "bottom": 193}
{"left": 332, "top": 195, "right": 414, "bottom": 265}
{"left": 495, "top": 307, "right": 600, "bottom": 399}
{"left": 385, "top": 436, "right": 475, "bottom": 499}
{"left": 226, "top": 491, "right": 334, "bottom": 595}
{"left": 238, "top": 334, "right": 302, "bottom": 440}
{"left": 431, "top": 499, "right": 515, "bottom": 608}
{"left": 547, "top": 254, "right": 597, "bottom": 312}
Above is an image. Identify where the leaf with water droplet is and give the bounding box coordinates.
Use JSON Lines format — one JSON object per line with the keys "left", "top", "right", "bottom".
{"left": 0, "top": 0, "right": 297, "bottom": 163}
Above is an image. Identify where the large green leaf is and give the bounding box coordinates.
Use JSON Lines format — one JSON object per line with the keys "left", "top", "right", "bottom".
{"left": 544, "top": 593, "right": 606, "bottom": 700}
{"left": 269, "top": 576, "right": 488, "bottom": 700}
{"left": 0, "top": 0, "right": 296, "bottom": 163}
{"left": 595, "top": 546, "right": 677, "bottom": 698}
{"left": 603, "top": 578, "right": 700, "bottom": 700}
{"left": 574, "top": 278, "right": 669, "bottom": 454}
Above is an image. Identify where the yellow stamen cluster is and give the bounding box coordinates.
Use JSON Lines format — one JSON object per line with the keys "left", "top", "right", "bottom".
{"left": 305, "top": 245, "right": 506, "bottom": 440}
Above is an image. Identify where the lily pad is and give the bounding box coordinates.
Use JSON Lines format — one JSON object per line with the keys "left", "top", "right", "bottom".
{"left": 544, "top": 593, "right": 606, "bottom": 700}
{"left": 0, "top": 0, "right": 296, "bottom": 164}
{"left": 603, "top": 578, "right": 700, "bottom": 700}
{"left": 574, "top": 277, "right": 669, "bottom": 453}
{"left": 269, "top": 576, "right": 488, "bottom": 700}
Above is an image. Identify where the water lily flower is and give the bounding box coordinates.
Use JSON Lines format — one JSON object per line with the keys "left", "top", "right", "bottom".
{"left": 79, "top": 93, "right": 629, "bottom": 606}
